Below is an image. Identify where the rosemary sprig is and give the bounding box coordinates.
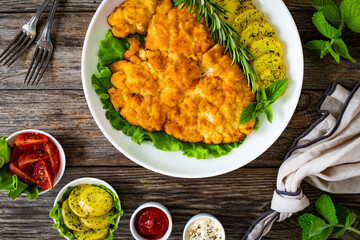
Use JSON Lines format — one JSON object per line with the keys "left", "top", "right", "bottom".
{"left": 173, "top": 0, "right": 259, "bottom": 92}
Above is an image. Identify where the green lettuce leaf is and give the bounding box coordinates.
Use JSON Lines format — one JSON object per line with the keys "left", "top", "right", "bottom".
{"left": 0, "top": 138, "right": 40, "bottom": 200}
{"left": 0, "top": 137, "right": 11, "bottom": 168}
{"left": 91, "top": 30, "right": 244, "bottom": 159}
{"left": 0, "top": 164, "right": 18, "bottom": 191}
{"left": 49, "top": 185, "right": 123, "bottom": 240}
{"left": 98, "top": 30, "right": 129, "bottom": 67}
{"left": 21, "top": 184, "right": 40, "bottom": 200}
{"left": 50, "top": 186, "right": 77, "bottom": 240}
{"left": 0, "top": 165, "right": 40, "bottom": 200}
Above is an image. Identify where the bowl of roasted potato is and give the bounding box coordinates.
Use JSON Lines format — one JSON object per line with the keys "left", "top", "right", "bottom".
{"left": 50, "top": 177, "right": 123, "bottom": 240}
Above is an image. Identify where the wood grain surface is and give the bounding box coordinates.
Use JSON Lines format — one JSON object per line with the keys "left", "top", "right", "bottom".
{"left": 0, "top": 0, "right": 359, "bottom": 239}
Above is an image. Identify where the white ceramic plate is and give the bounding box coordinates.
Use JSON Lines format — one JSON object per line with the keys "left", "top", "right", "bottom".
{"left": 81, "top": 0, "right": 303, "bottom": 178}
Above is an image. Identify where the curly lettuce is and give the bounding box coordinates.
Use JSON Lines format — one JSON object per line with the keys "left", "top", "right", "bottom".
{"left": 0, "top": 137, "right": 11, "bottom": 168}
{"left": 91, "top": 30, "right": 244, "bottom": 159}
{"left": 0, "top": 137, "right": 39, "bottom": 200}
{"left": 49, "top": 185, "right": 123, "bottom": 240}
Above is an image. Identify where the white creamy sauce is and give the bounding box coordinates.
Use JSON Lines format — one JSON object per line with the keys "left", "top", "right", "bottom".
{"left": 185, "top": 217, "right": 223, "bottom": 240}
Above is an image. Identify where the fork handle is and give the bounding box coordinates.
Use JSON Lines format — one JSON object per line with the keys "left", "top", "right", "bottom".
{"left": 40, "top": 0, "right": 59, "bottom": 41}
{"left": 27, "top": 0, "right": 52, "bottom": 30}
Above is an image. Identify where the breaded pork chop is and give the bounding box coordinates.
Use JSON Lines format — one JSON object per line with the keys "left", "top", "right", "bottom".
{"left": 107, "top": 1, "right": 256, "bottom": 144}
{"left": 108, "top": 0, "right": 172, "bottom": 39}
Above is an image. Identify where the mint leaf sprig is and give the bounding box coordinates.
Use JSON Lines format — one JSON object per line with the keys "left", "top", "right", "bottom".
{"left": 306, "top": 0, "right": 359, "bottom": 63}
{"left": 239, "top": 79, "right": 288, "bottom": 125}
{"left": 299, "top": 194, "right": 360, "bottom": 240}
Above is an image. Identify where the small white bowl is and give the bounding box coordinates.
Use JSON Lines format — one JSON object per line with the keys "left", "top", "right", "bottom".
{"left": 6, "top": 129, "right": 66, "bottom": 195}
{"left": 183, "top": 213, "right": 225, "bottom": 240}
{"left": 53, "top": 177, "right": 121, "bottom": 239}
{"left": 130, "top": 202, "right": 173, "bottom": 240}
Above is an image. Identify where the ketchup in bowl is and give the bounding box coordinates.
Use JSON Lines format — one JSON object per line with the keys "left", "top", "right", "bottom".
{"left": 134, "top": 207, "right": 169, "bottom": 239}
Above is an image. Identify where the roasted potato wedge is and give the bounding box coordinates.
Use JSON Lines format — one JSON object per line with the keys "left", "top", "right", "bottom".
{"left": 79, "top": 186, "right": 113, "bottom": 217}
{"left": 68, "top": 184, "right": 92, "bottom": 218}
{"left": 74, "top": 227, "right": 109, "bottom": 240}
{"left": 80, "top": 209, "right": 115, "bottom": 230}
{"left": 259, "top": 68, "right": 287, "bottom": 88}
{"left": 236, "top": 0, "right": 256, "bottom": 14}
{"left": 251, "top": 53, "right": 286, "bottom": 74}
{"left": 249, "top": 36, "right": 284, "bottom": 59}
{"left": 211, "top": 0, "right": 256, "bottom": 25}
{"left": 232, "top": 9, "right": 267, "bottom": 34}
{"left": 240, "top": 21, "right": 276, "bottom": 48}
{"left": 61, "top": 199, "right": 90, "bottom": 232}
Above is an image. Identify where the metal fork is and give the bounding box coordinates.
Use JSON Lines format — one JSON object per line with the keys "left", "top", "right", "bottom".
{"left": 24, "top": 0, "right": 59, "bottom": 86}
{"left": 0, "top": 0, "right": 52, "bottom": 66}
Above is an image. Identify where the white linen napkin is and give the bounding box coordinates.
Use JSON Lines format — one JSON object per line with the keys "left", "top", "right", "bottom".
{"left": 244, "top": 81, "right": 360, "bottom": 240}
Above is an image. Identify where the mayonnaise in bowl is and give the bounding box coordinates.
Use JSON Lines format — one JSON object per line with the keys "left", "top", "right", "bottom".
{"left": 183, "top": 214, "right": 225, "bottom": 240}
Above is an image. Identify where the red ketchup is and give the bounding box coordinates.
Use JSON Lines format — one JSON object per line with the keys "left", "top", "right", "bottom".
{"left": 134, "top": 207, "right": 169, "bottom": 239}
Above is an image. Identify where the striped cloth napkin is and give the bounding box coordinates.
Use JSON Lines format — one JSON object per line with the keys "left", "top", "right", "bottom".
{"left": 244, "top": 82, "right": 360, "bottom": 240}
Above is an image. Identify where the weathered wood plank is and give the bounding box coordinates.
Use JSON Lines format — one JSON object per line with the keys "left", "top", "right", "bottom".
{"left": 0, "top": 11, "right": 359, "bottom": 90}
{"left": 0, "top": 1, "right": 359, "bottom": 240}
{"left": 0, "top": 167, "right": 358, "bottom": 239}
{"left": 0, "top": 89, "right": 328, "bottom": 168}
{"left": 0, "top": 0, "right": 316, "bottom": 13}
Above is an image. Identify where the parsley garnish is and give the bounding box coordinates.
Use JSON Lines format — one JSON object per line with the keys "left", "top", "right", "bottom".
{"left": 306, "top": 0, "right": 359, "bottom": 63}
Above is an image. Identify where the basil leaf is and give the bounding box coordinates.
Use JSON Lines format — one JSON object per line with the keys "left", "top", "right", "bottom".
{"left": 265, "top": 79, "right": 289, "bottom": 104}
{"left": 313, "top": 0, "right": 342, "bottom": 27}
{"left": 326, "top": 41, "right": 341, "bottom": 63}
{"left": 340, "top": 0, "right": 360, "bottom": 33}
{"left": 306, "top": 40, "right": 330, "bottom": 58}
{"left": 253, "top": 117, "right": 260, "bottom": 132}
{"left": 172, "top": 0, "right": 184, "bottom": 6}
{"left": 262, "top": 105, "right": 273, "bottom": 123}
{"left": 333, "top": 38, "right": 356, "bottom": 62}
{"left": 255, "top": 101, "right": 270, "bottom": 110}
{"left": 256, "top": 86, "right": 267, "bottom": 102}
{"left": 312, "top": 12, "right": 342, "bottom": 38}
{"left": 239, "top": 102, "right": 261, "bottom": 125}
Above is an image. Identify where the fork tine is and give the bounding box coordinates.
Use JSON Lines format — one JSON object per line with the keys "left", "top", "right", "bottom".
{"left": 30, "top": 49, "right": 47, "bottom": 86}
{"left": 0, "top": 31, "right": 26, "bottom": 64}
{"left": 24, "top": 47, "right": 41, "bottom": 85}
{"left": 34, "top": 50, "right": 52, "bottom": 86}
{"left": 2, "top": 35, "right": 31, "bottom": 67}
{"left": 7, "top": 36, "right": 35, "bottom": 67}
{"left": 0, "top": 30, "right": 22, "bottom": 60}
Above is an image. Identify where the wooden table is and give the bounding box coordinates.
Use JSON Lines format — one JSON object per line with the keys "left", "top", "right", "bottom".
{"left": 0, "top": 0, "right": 359, "bottom": 239}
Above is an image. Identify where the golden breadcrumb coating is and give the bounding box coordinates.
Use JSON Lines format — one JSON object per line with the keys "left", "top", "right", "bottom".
{"left": 108, "top": 0, "right": 255, "bottom": 144}
{"left": 108, "top": 0, "right": 173, "bottom": 39}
